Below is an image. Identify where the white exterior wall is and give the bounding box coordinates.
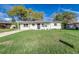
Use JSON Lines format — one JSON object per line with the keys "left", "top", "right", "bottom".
{"left": 20, "top": 24, "right": 37, "bottom": 30}
{"left": 20, "top": 23, "right": 61, "bottom": 30}
{"left": 49, "top": 23, "right": 61, "bottom": 29}
{"left": 40, "top": 23, "right": 61, "bottom": 30}
{"left": 29, "top": 24, "right": 37, "bottom": 30}
{"left": 20, "top": 24, "right": 29, "bottom": 30}
{"left": 40, "top": 24, "right": 49, "bottom": 30}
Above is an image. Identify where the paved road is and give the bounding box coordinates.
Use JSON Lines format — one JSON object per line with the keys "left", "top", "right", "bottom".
{"left": 0, "top": 30, "right": 23, "bottom": 37}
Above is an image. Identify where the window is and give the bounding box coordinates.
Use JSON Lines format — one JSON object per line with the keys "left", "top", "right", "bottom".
{"left": 42, "top": 24, "right": 47, "bottom": 27}
{"left": 24, "top": 24, "right": 28, "bottom": 27}
{"left": 54, "top": 23, "right": 57, "bottom": 26}
{"left": 42, "top": 24, "right": 44, "bottom": 27}
{"left": 45, "top": 25, "right": 47, "bottom": 27}
{"left": 32, "top": 24, "right": 35, "bottom": 26}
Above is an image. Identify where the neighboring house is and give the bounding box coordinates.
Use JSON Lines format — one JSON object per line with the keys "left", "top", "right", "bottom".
{"left": 66, "top": 22, "right": 79, "bottom": 29}
{"left": 0, "top": 22, "right": 11, "bottom": 29}
{"left": 0, "top": 18, "right": 16, "bottom": 29}
{"left": 19, "top": 21, "right": 62, "bottom": 30}
{"left": 0, "top": 22, "right": 16, "bottom": 29}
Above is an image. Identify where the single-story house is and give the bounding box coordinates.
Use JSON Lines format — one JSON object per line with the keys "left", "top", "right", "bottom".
{"left": 19, "top": 21, "right": 62, "bottom": 30}
{"left": 1, "top": 21, "right": 79, "bottom": 30}
{"left": 0, "top": 21, "right": 62, "bottom": 30}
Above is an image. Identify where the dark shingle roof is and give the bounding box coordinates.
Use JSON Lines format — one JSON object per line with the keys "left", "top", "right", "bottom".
{"left": 0, "top": 20, "right": 61, "bottom": 24}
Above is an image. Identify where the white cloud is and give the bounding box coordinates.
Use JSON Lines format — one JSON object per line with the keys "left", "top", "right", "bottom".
{"left": 44, "top": 16, "right": 53, "bottom": 21}
{"left": 0, "top": 12, "right": 8, "bottom": 18}
{"left": 61, "top": 8, "right": 79, "bottom": 21}
{"left": 62, "top": 8, "right": 79, "bottom": 14}
{"left": 4, "top": 18, "right": 12, "bottom": 20}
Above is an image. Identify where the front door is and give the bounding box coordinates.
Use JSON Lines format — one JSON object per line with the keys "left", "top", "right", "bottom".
{"left": 37, "top": 23, "right": 40, "bottom": 29}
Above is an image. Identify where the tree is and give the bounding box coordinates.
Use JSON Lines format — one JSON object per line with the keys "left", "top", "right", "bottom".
{"left": 8, "top": 6, "right": 44, "bottom": 21}
{"left": 62, "top": 12, "right": 76, "bottom": 23}
{"left": 53, "top": 12, "right": 77, "bottom": 29}
{"left": 53, "top": 13, "right": 63, "bottom": 21}
{"left": 7, "top": 6, "right": 27, "bottom": 21}
{"left": 8, "top": 10, "right": 17, "bottom": 22}
{"left": 32, "top": 12, "right": 44, "bottom": 21}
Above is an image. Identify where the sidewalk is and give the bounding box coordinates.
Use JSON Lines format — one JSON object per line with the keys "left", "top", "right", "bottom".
{"left": 0, "top": 30, "right": 23, "bottom": 37}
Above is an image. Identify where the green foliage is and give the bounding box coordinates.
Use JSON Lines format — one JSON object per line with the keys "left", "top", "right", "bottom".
{"left": 32, "top": 12, "right": 44, "bottom": 20}
{"left": 7, "top": 6, "right": 44, "bottom": 21}
{"left": 53, "top": 12, "right": 76, "bottom": 22}
{"left": 61, "top": 20, "right": 68, "bottom": 29}
{"left": 0, "top": 29, "right": 13, "bottom": 33}
{"left": 8, "top": 6, "right": 26, "bottom": 20}
{"left": 53, "top": 13, "right": 63, "bottom": 21}
{"left": 63, "top": 12, "right": 76, "bottom": 19}
{"left": 53, "top": 12, "right": 77, "bottom": 29}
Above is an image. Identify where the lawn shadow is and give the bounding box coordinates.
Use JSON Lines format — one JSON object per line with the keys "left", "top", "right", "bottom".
{"left": 59, "top": 39, "right": 74, "bottom": 49}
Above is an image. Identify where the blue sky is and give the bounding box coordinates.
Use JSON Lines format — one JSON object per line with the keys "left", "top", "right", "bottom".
{"left": 0, "top": 4, "right": 79, "bottom": 21}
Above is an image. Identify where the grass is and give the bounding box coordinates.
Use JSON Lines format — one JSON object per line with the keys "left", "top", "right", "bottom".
{"left": 0, "top": 30, "right": 79, "bottom": 54}
{"left": 0, "top": 29, "right": 13, "bottom": 33}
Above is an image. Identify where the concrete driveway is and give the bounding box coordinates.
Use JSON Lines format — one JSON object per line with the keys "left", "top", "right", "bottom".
{"left": 0, "top": 30, "right": 23, "bottom": 37}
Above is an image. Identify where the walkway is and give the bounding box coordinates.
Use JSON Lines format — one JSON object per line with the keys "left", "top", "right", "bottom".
{"left": 0, "top": 30, "right": 23, "bottom": 37}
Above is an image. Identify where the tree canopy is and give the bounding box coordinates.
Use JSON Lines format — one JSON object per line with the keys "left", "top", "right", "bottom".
{"left": 53, "top": 12, "right": 77, "bottom": 29}
{"left": 7, "top": 6, "right": 44, "bottom": 21}
{"left": 53, "top": 12, "right": 76, "bottom": 22}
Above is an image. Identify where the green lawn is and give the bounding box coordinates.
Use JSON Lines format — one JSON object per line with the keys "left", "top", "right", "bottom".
{"left": 0, "top": 29, "right": 13, "bottom": 33}
{"left": 0, "top": 30, "right": 79, "bottom": 54}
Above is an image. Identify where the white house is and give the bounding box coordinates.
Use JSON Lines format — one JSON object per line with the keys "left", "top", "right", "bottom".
{"left": 19, "top": 21, "right": 62, "bottom": 30}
